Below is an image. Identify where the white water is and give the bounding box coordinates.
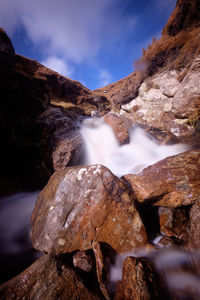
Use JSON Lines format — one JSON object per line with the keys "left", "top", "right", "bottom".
{"left": 109, "top": 248, "right": 200, "bottom": 298}
{"left": 81, "top": 118, "right": 189, "bottom": 177}
{"left": 0, "top": 192, "right": 39, "bottom": 254}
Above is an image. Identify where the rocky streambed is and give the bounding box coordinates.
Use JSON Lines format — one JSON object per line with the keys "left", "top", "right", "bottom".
{"left": 1, "top": 0, "right": 200, "bottom": 298}
{"left": 1, "top": 116, "right": 200, "bottom": 299}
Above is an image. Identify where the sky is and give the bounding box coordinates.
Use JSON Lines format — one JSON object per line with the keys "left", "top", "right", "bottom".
{"left": 0, "top": 0, "right": 176, "bottom": 90}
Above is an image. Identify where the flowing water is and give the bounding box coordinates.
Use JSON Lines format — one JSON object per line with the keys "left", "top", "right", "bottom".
{"left": 0, "top": 192, "right": 41, "bottom": 283}
{"left": 80, "top": 117, "right": 189, "bottom": 177}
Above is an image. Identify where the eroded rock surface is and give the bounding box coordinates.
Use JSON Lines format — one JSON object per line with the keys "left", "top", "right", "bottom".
{"left": 124, "top": 149, "right": 200, "bottom": 208}
{"left": 189, "top": 195, "right": 200, "bottom": 250}
{"left": 158, "top": 206, "right": 190, "bottom": 245}
{"left": 0, "top": 254, "right": 102, "bottom": 300}
{"left": 31, "top": 165, "right": 147, "bottom": 255}
{"left": 120, "top": 59, "right": 200, "bottom": 145}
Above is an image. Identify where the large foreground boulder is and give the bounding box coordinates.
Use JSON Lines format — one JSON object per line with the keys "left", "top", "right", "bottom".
{"left": 31, "top": 165, "right": 147, "bottom": 255}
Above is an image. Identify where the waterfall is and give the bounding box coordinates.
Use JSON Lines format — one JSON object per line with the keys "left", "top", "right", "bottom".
{"left": 80, "top": 117, "right": 189, "bottom": 177}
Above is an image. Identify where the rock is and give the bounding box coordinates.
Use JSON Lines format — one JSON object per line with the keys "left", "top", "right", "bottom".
{"left": 38, "top": 107, "right": 83, "bottom": 172}
{"left": 124, "top": 149, "right": 200, "bottom": 208}
{"left": 158, "top": 207, "right": 190, "bottom": 245}
{"left": 114, "top": 256, "right": 167, "bottom": 300}
{"left": 156, "top": 236, "right": 177, "bottom": 249}
{"left": 189, "top": 194, "right": 200, "bottom": 250}
{"left": 104, "top": 113, "right": 131, "bottom": 144}
{"left": 119, "top": 257, "right": 150, "bottom": 300}
{"left": 0, "top": 254, "right": 102, "bottom": 300}
{"left": 120, "top": 63, "right": 200, "bottom": 146}
{"left": 0, "top": 28, "right": 15, "bottom": 69}
{"left": 31, "top": 165, "right": 147, "bottom": 255}
{"left": 94, "top": 71, "right": 145, "bottom": 110}
{"left": 0, "top": 29, "right": 110, "bottom": 196}
{"left": 73, "top": 250, "right": 94, "bottom": 273}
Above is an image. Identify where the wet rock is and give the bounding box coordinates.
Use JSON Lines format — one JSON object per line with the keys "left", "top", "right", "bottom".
{"left": 0, "top": 254, "right": 102, "bottom": 300}
{"left": 31, "top": 164, "right": 147, "bottom": 255}
{"left": 38, "top": 107, "right": 83, "bottom": 172}
{"left": 114, "top": 256, "right": 167, "bottom": 300}
{"left": 104, "top": 113, "right": 131, "bottom": 144}
{"left": 124, "top": 149, "right": 200, "bottom": 208}
{"left": 119, "top": 257, "right": 150, "bottom": 300}
{"left": 158, "top": 207, "right": 190, "bottom": 245}
{"left": 156, "top": 236, "right": 177, "bottom": 249}
{"left": 73, "top": 250, "right": 94, "bottom": 273}
{"left": 189, "top": 195, "right": 200, "bottom": 250}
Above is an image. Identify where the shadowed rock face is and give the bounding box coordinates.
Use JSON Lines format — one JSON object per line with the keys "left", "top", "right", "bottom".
{"left": 0, "top": 254, "right": 103, "bottom": 300}
{"left": 31, "top": 164, "right": 147, "bottom": 255}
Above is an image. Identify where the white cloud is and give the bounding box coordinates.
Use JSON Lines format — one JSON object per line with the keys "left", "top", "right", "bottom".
{"left": 0, "top": 0, "right": 137, "bottom": 63}
{"left": 99, "top": 69, "right": 112, "bottom": 87}
{"left": 41, "top": 56, "right": 73, "bottom": 78}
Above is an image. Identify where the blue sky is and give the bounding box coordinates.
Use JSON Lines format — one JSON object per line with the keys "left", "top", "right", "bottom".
{"left": 0, "top": 0, "right": 176, "bottom": 90}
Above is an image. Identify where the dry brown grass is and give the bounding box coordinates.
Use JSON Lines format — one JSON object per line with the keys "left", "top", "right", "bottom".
{"left": 136, "top": 27, "right": 200, "bottom": 76}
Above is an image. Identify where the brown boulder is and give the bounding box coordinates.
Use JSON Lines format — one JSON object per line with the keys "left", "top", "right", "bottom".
{"left": 189, "top": 195, "right": 200, "bottom": 250}
{"left": 124, "top": 149, "right": 200, "bottom": 208}
{"left": 0, "top": 254, "right": 102, "bottom": 300}
{"left": 31, "top": 165, "right": 147, "bottom": 255}
{"left": 104, "top": 113, "right": 131, "bottom": 144}
{"left": 158, "top": 207, "right": 190, "bottom": 245}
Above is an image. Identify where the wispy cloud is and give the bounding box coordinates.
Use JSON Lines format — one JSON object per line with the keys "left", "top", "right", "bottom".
{"left": 0, "top": 0, "right": 137, "bottom": 63}
{"left": 41, "top": 56, "right": 73, "bottom": 78}
{"left": 99, "top": 69, "right": 112, "bottom": 87}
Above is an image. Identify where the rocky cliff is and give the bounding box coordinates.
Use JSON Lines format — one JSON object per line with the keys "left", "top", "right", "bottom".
{"left": 1, "top": 0, "right": 200, "bottom": 299}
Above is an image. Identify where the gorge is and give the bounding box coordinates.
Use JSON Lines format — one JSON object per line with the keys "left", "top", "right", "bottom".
{"left": 0, "top": 0, "right": 200, "bottom": 299}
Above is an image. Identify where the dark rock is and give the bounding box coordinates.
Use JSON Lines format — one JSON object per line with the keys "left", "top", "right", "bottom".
{"left": 158, "top": 206, "right": 190, "bottom": 245}
{"left": 189, "top": 194, "right": 200, "bottom": 250}
{"left": 0, "top": 28, "right": 15, "bottom": 69}
{"left": 31, "top": 165, "right": 147, "bottom": 255}
{"left": 73, "top": 250, "right": 94, "bottom": 273}
{"left": 37, "top": 107, "right": 83, "bottom": 172}
{"left": 114, "top": 256, "right": 168, "bottom": 300}
{"left": 0, "top": 254, "right": 102, "bottom": 300}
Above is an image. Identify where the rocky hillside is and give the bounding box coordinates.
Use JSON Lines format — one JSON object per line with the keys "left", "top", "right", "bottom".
{"left": 0, "top": 28, "right": 110, "bottom": 196}
{"left": 1, "top": 0, "right": 200, "bottom": 299}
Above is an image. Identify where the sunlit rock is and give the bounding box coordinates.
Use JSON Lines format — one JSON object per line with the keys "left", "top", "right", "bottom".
{"left": 31, "top": 165, "right": 147, "bottom": 255}
{"left": 120, "top": 58, "right": 200, "bottom": 146}
{"left": 124, "top": 149, "right": 200, "bottom": 208}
